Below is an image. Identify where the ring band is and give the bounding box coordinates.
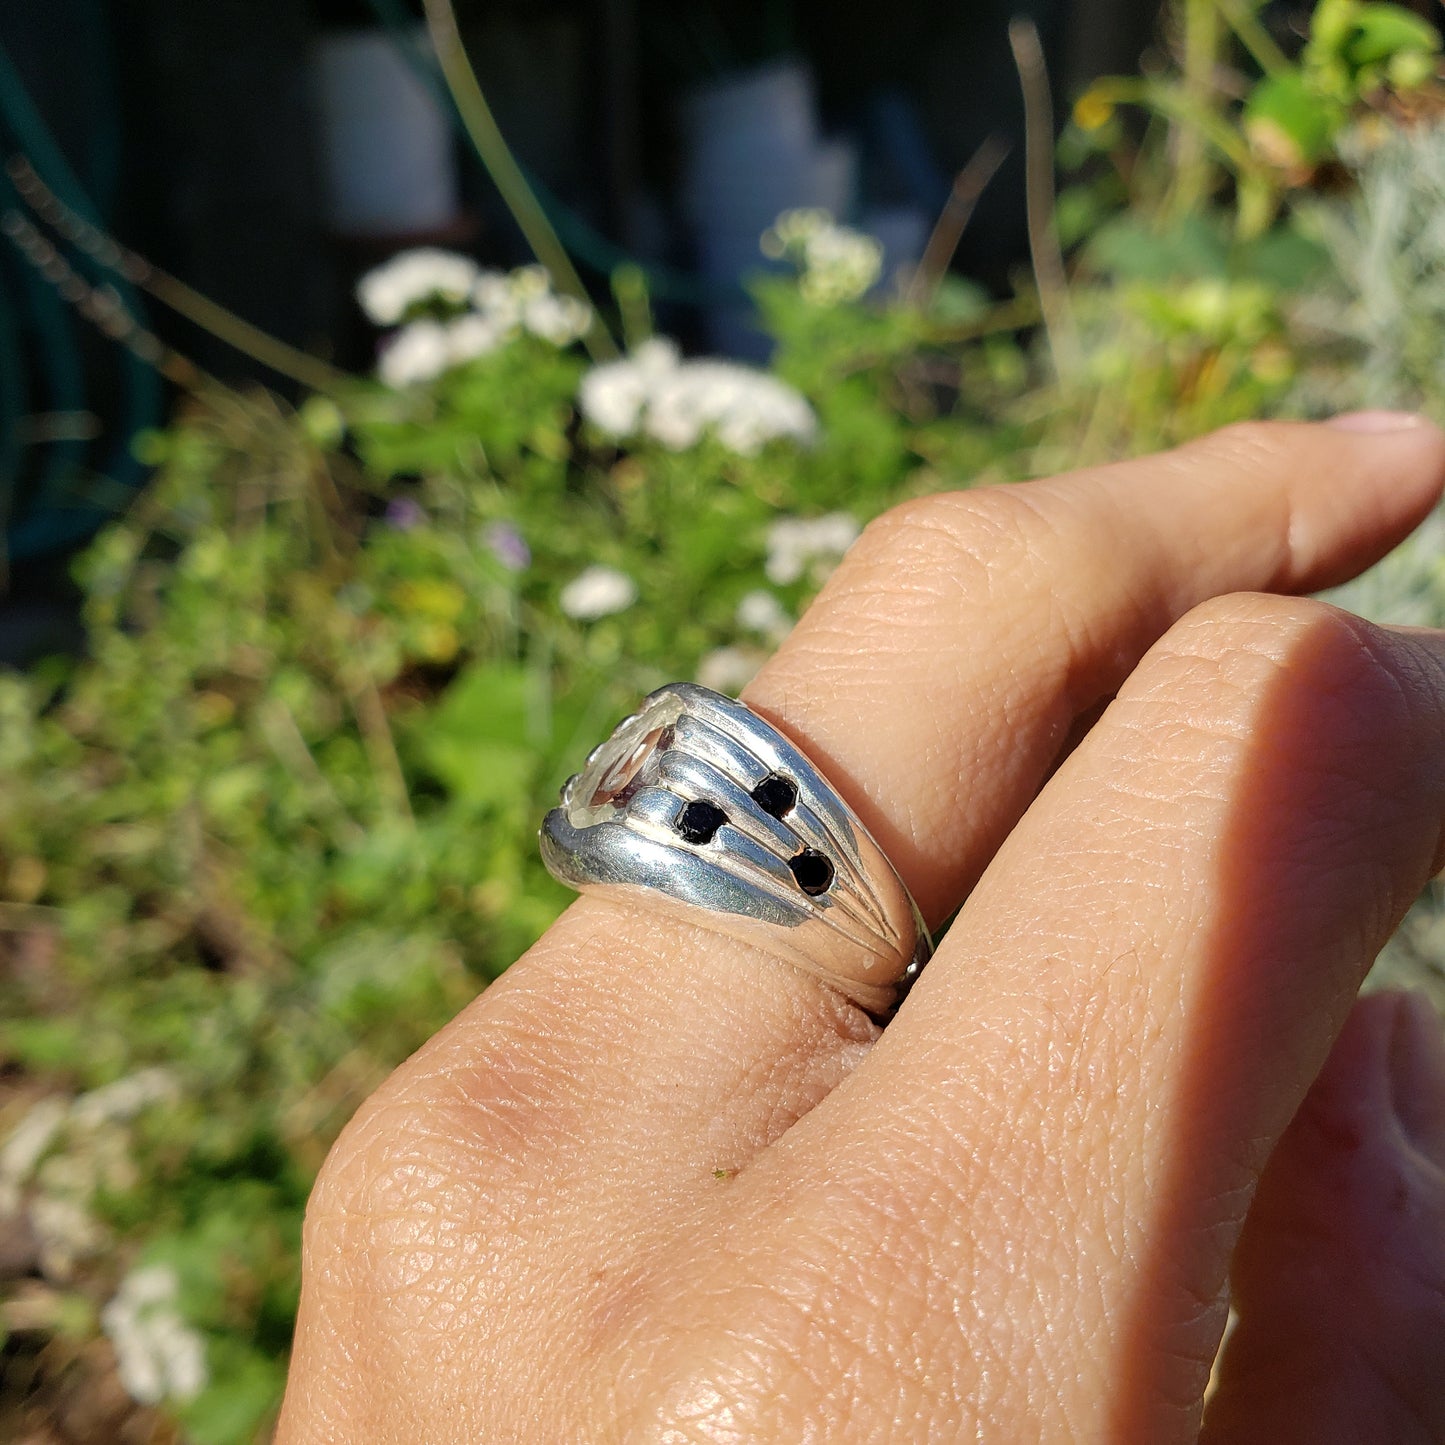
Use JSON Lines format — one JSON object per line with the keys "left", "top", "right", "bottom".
{"left": 540, "top": 683, "right": 931, "bottom": 1016}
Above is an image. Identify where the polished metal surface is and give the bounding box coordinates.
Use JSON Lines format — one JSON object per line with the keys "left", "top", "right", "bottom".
{"left": 541, "top": 683, "right": 931, "bottom": 1015}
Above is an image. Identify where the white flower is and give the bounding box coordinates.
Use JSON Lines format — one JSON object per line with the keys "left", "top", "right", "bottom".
{"left": 522, "top": 292, "right": 593, "bottom": 345}
{"left": 357, "top": 249, "right": 481, "bottom": 326}
{"left": 760, "top": 208, "right": 833, "bottom": 257}
{"left": 445, "top": 312, "right": 510, "bottom": 365}
{"left": 510, "top": 264, "right": 552, "bottom": 300}
{"left": 578, "top": 339, "right": 681, "bottom": 438}
{"left": 800, "top": 225, "right": 884, "bottom": 305}
{"left": 0, "top": 1098, "right": 68, "bottom": 1210}
{"left": 761, "top": 210, "right": 884, "bottom": 306}
{"left": 31, "top": 1193, "right": 103, "bottom": 1278}
{"left": 467, "top": 266, "right": 591, "bottom": 347}
{"left": 102, "top": 1265, "right": 208, "bottom": 1406}
{"left": 472, "top": 270, "right": 523, "bottom": 332}
{"left": 646, "top": 370, "right": 713, "bottom": 451}
{"left": 71, "top": 1069, "right": 178, "bottom": 1129}
{"left": 378, "top": 320, "right": 452, "bottom": 388}
{"left": 697, "top": 646, "right": 766, "bottom": 695}
{"left": 765, "top": 512, "right": 861, "bottom": 586}
{"left": 378, "top": 310, "right": 518, "bottom": 387}
{"left": 577, "top": 340, "right": 817, "bottom": 455}
{"left": 736, "top": 589, "right": 793, "bottom": 641}
{"left": 560, "top": 565, "right": 637, "bottom": 621}
{"left": 365, "top": 258, "right": 591, "bottom": 376}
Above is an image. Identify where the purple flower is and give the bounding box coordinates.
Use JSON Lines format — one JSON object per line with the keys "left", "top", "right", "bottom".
{"left": 485, "top": 521, "right": 531, "bottom": 572}
{"left": 385, "top": 497, "right": 426, "bottom": 531}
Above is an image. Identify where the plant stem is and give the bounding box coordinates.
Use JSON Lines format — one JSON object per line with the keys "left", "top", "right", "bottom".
{"left": 420, "top": 0, "right": 618, "bottom": 362}
{"left": 908, "top": 134, "right": 1011, "bottom": 310}
{"left": 612, "top": 264, "right": 653, "bottom": 351}
{"left": 345, "top": 663, "right": 416, "bottom": 826}
{"left": 258, "top": 698, "right": 366, "bottom": 848}
{"left": 1, "top": 205, "right": 205, "bottom": 393}
{"left": 6, "top": 156, "right": 348, "bottom": 396}
{"left": 1008, "top": 19, "right": 1079, "bottom": 381}
{"left": 1089, "top": 78, "right": 1255, "bottom": 172}
{"left": 1173, "top": 0, "right": 1226, "bottom": 217}
{"left": 1213, "top": 0, "right": 1291, "bottom": 78}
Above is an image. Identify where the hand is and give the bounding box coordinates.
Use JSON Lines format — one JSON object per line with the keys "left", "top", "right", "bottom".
{"left": 277, "top": 417, "right": 1445, "bottom": 1443}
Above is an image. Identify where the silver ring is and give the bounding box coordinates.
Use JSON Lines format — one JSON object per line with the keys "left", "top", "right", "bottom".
{"left": 540, "top": 683, "right": 931, "bottom": 1016}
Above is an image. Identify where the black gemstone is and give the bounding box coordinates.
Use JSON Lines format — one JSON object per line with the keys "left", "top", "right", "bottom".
{"left": 751, "top": 774, "right": 798, "bottom": 818}
{"left": 789, "top": 848, "right": 834, "bottom": 896}
{"left": 676, "top": 799, "right": 727, "bottom": 845}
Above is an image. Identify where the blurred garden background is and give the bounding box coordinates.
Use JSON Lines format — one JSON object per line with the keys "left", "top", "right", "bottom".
{"left": 4, "top": 0, "right": 1445, "bottom": 1438}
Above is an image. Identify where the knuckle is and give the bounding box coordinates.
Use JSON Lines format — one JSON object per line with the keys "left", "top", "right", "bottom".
{"left": 856, "top": 485, "right": 1069, "bottom": 598}
{"left": 622, "top": 1317, "right": 846, "bottom": 1443}
{"left": 1178, "top": 418, "right": 1300, "bottom": 476}
{"left": 303, "top": 1106, "right": 513, "bottom": 1333}
{"left": 1138, "top": 593, "right": 1428, "bottom": 800}
{"left": 1160, "top": 590, "right": 1350, "bottom": 664}
{"left": 301, "top": 1025, "right": 586, "bottom": 1287}
{"left": 304, "top": 1098, "right": 444, "bottom": 1254}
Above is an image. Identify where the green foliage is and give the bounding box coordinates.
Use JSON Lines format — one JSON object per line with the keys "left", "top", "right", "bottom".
{"left": 1072, "top": 0, "right": 1444, "bottom": 237}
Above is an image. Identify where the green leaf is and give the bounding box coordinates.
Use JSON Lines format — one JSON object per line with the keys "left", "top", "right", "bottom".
{"left": 1244, "top": 73, "right": 1341, "bottom": 171}
{"left": 1234, "top": 227, "right": 1331, "bottom": 289}
{"left": 929, "top": 277, "right": 993, "bottom": 324}
{"left": 177, "top": 1344, "right": 286, "bottom": 1445}
{"left": 1347, "top": 5, "right": 1441, "bottom": 67}
{"left": 1085, "top": 214, "right": 1230, "bottom": 281}
{"left": 416, "top": 662, "right": 544, "bottom": 805}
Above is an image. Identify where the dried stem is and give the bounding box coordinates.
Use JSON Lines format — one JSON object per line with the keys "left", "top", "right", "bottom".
{"left": 420, "top": 0, "right": 618, "bottom": 361}
{"left": 1213, "top": 0, "right": 1290, "bottom": 78}
{"left": 1173, "top": 0, "right": 1226, "bottom": 217}
{"left": 7, "top": 155, "right": 349, "bottom": 396}
{"left": 257, "top": 699, "right": 367, "bottom": 848}
{"left": 907, "top": 135, "right": 1012, "bottom": 310}
{"left": 1, "top": 207, "right": 201, "bottom": 391}
{"left": 1008, "top": 18, "right": 1079, "bottom": 381}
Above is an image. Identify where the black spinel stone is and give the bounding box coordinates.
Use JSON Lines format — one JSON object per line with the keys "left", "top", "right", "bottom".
{"left": 789, "top": 848, "right": 834, "bottom": 896}
{"left": 751, "top": 774, "right": 798, "bottom": 818}
{"left": 676, "top": 800, "right": 728, "bottom": 845}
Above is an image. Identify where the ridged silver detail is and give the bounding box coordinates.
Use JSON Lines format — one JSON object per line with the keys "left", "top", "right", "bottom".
{"left": 540, "top": 683, "right": 930, "bottom": 1015}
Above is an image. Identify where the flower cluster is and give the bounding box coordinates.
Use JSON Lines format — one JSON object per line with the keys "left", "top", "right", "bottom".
{"left": 579, "top": 339, "right": 818, "bottom": 455}
{"left": 761, "top": 209, "right": 885, "bottom": 306}
{"left": 0, "top": 1070, "right": 179, "bottom": 1281}
{"left": 101, "top": 1265, "right": 209, "bottom": 1405}
{"left": 764, "top": 512, "right": 861, "bottom": 586}
{"left": 361, "top": 252, "right": 594, "bottom": 389}
{"left": 357, "top": 248, "right": 482, "bottom": 326}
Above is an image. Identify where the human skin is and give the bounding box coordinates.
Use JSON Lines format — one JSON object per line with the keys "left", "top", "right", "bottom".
{"left": 277, "top": 417, "right": 1445, "bottom": 1443}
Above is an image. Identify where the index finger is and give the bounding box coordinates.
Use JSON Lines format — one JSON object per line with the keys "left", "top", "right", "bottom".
{"left": 745, "top": 415, "right": 1445, "bottom": 923}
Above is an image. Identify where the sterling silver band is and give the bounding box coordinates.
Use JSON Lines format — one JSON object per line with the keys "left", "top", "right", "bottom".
{"left": 540, "top": 683, "right": 931, "bottom": 1016}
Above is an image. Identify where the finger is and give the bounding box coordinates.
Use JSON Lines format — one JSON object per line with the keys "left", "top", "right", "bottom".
{"left": 747, "top": 415, "right": 1445, "bottom": 922}
{"left": 328, "top": 420, "right": 1445, "bottom": 1182}
{"left": 1202, "top": 991, "right": 1445, "bottom": 1445}
{"left": 648, "top": 600, "right": 1445, "bottom": 1441}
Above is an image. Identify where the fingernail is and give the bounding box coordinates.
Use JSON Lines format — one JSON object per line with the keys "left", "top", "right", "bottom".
{"left": 1327, "top": 409, "right": 1427, "bottom": 433}
{"left": 1387, "top": 992, "right": 1445, "bottom": 1163}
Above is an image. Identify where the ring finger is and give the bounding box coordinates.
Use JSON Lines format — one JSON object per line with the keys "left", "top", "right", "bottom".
{"left": 349, "top": 416, "right": 1445, "bottom": 1162}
